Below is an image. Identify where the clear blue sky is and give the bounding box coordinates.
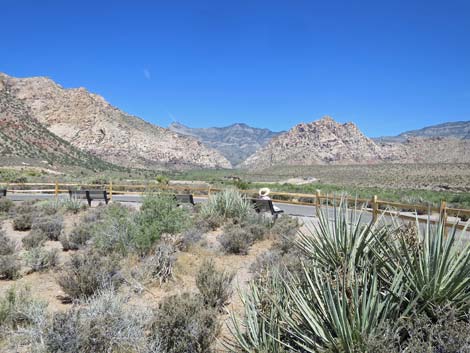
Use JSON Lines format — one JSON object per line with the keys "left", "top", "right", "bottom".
{"left": 2, "top": 0, "right": 469, "bottom": 136}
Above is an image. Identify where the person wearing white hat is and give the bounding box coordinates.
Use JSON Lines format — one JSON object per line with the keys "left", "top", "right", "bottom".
{"left": 258, "top": 188, "right": 282, "bottom": 212}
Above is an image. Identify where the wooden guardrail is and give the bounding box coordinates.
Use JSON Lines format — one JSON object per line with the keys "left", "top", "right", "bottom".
{"left": 2, "top": 181, "right": 470, "bottom": 228}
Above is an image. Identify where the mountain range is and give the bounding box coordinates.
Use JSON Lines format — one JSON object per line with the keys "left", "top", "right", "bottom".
{"left": 168, "top": 122, "right": 281, "bottom": 167}
{"left": 1, "top": 72, "right": 469, "bottom": 171}
{"left": 0, "top": 73, "right": 230, "bottom": 171}
{"left": 242, "top": 117, "right": 470, "bottom": 169}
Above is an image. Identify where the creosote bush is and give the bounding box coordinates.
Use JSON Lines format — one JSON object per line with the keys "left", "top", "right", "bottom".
{"left": 133, "top": 193, "right": 190, "bottom": 255}
{"left": 57, "top": 250, "right": 121, "bottom": 299}
{"left": 196, "top": 259, "right": 234, "bottom": 310}
{"left": 152, "top": 292, "right": 220, "bottom": 353}
{"left": 92, "top": 204, "right": 137, "bottom": 256}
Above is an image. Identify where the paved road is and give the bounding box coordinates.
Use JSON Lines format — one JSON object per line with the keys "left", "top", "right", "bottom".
{"left": 5, "top": 193, "right": 468, "bottom": 237}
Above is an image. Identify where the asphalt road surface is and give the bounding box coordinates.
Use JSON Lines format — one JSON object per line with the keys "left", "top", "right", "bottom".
{"left": 5, "top": 193, "right": 469, "bottom": 238}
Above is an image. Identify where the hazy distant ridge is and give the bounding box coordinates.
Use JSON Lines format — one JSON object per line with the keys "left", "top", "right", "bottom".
{"left": 169, "top": 122, "right": 282, "bottom": 166}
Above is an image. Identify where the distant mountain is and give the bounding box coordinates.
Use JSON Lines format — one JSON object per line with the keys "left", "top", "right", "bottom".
{"left": 168, "top": 122, "right": 282, "bottom": 166}
{"left": 374, "top": 120, "right": 470, "bottom": 142}
{"left": 0, "top": 73, "right": 230, "bottom": 170}
{"left": 242, "top": 116, "right": 470, "bottom": 169}
{"left": 0, "top": 77, "right": 119, "bottom": 171}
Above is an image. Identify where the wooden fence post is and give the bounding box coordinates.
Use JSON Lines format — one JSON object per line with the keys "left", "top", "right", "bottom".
{"left": 316, "top": 189, "right": 321, "bottom": 215}
{"left": 372, "top": 195, "right": 378, "bottom": 223}
{"left": 440, "top": 200, "right": 447, "bottom": 235}
{"left": 54, "top": 181, "right": 59, "bottom": 198}
{"left": 109, "top": 181, "right": 113, "bottom": 202}
{"left": 208, "top": 186, "right": 211, "bottom": 197}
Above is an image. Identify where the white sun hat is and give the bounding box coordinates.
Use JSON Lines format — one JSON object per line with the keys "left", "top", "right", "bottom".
{"left": 259, "top": 187, "right": 271, "bottom": 196}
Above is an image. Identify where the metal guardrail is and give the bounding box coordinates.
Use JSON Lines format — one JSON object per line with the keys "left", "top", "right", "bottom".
{"left": 2, "top": 182, "right": 470, "bottom": 229}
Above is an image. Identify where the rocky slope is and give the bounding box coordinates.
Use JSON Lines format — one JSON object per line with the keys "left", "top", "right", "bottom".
{"left": 241, "top": 116, "right": 383, "bottom": 168}
{"left": 169, "top": 122, "right": 281, "bottom": 166}
{"left": 0, "top": 78, "right": 119, "bottom": 171}
{"left": 374, "top": 120, "right": 470, "bottom": 142}
{"left": 0, "top": 73, "right": 230, "bottom": 170}
{"left": 242, "top": 116, "right": 470, "bottom": 169}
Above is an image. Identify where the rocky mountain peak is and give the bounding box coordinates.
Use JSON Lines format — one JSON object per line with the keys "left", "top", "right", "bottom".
{"left": 1, "top": 72, "right": 231, "bottom": 170}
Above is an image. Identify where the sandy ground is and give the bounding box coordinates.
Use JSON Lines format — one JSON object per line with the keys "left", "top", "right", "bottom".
{"left": 0, "top": 207, "right": 282, "bottom": 352}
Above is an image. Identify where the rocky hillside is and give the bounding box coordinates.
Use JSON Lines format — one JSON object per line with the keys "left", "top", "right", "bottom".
{"left": 0, "top": 73, "right": 230, "bottom": 170}
{"left": 0, "top": 78, "right": 120, "bottom": 171}
{"left": 169, "top": 122, "right": 281, "bottom": 166}
{"left": 242, "top": 116, "right": 470, "bottom": 169}
{"left": 242, "top": 116, "right": 383, "bottom": 168}
{"left": 374, "top": 120, "right": 470, "bottom": 142}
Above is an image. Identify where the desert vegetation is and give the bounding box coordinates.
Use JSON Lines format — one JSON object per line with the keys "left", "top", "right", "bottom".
{"left": 1, "top": 189, "right": 470, "bottom": 352}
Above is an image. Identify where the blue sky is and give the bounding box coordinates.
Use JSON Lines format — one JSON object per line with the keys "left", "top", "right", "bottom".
{"left": 1, "top": 0, "right": 469, "bottom": 136}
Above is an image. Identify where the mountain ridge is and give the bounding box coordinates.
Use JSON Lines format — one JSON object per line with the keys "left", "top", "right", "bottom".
{"left": 0, "top": 72, "right": 231, "bottom": 170}
{"left": 168, "top": 121, "right": 282, "bottom": 166}
{"left": 242, "top": 116, "right": 470, "bottom": 169}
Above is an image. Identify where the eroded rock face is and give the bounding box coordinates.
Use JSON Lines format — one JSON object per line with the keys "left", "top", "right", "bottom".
{"left": 0, "top": 73, "right": 231, "bottom": 170}
{"left": 242, "top": 116, "right": 470, "bottom": 169}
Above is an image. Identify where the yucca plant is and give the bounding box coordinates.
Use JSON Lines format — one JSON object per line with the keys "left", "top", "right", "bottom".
{"left": 225, "top": 271, "right": 292, "bottom": 353}
{"left": 297, "top": 199, "right": 389, "bottom": 274}
{"left": 228, "top": 199, "right": 470, "bottom": 352}
{"left": 380, "top": 220, "right": 470, "bottom": 317}
{"left": 200, "top": 189, "right": 252, "bottom": 221}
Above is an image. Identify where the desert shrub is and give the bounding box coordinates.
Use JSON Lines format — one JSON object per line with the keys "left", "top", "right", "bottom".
{"left": 0, "top": 230, "right": 16, "bottom": 255}
{"left": 81, "top": 206, "right": 106, "bottom": 223}
{"left": 44, "top": 289, "right": 152, "bottom": 353}
{"left": 200, "top": 189, "right": 252, "bottom": 222}
{"left": 31, "top": 215, "right": 64, "bottom": 241}
{"left": 24, "top": 247, "right": 58, "bottom": 272}
{"left": 57, "top": 251, "right": 121, "bottom": 299}
{"left": 22, "top": 229, "right": 49, "bottom": 250}
{"left": 197, "top": 214, "right": 225, "bottom": 230}
{"left": 92, "top": 204, "right": 137, "bottom": 256}
{"left": 364, "top": 309, "right": 470, "bottom": 352}
{"left": 133, "top": 193, "right": 190, "bottom": 255}
{"left": 0, "top": 198, "right": 14, "bottom": 213}
{"left": 59, "top": 223, "right": 94, "bottom": 251}
{"left": 0, "top": 286, "right": 47, "bottom": 338}
{"left": 239, "top": 215, "right": 271, "bottom": 241}
{"left": 196, "top": 259, "right": 234, "bottom": 310}
{"left": 0, "top": 255, "right": 21, "bottom": 280}
{"left": 218, "top": 223, "right": 254, "bottom": 255}
{"left": 180, "top": 228, "right": 204, "bottom": 251}
{"left": 270, "top": 215, "right": 300, "bottom": 253}
{"left": 13, "top": 213, "right": 33, "bottom": 231}
{"left": 152, "top": 292, "right": 220, "bottom": 353}
{"left": 138, "top": 242, "right": 176, "bottom": 284}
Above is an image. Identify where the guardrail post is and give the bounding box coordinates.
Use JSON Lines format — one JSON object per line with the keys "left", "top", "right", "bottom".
{"left": 54, "top": 181, "right": 59, "bottom": 198}
{"left": 372, "top": 195, "right": 378, "bottom": 223}
{"left": 109, "top": 181, "right": 113, "bottom": 202}
{"left": 315, "top": 189, "right": 321, "bottom": 214}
